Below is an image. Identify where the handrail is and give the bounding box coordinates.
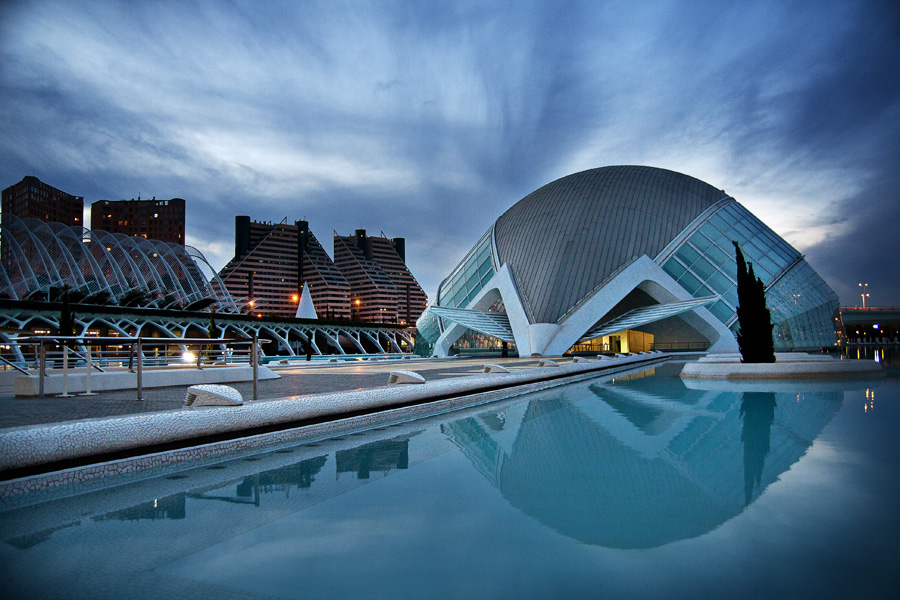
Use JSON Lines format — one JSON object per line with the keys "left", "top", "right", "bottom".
{"left": 14, "top": 336, "right": 255, "bottom": 344}
{"left": 0, "top": 355, "right": 29, "bottom": 375}
{"left": 64, "top": 347, "right": 106, "bottom": 372}
{"left": 11, "top": 336, "right": 269, "bottom": 401}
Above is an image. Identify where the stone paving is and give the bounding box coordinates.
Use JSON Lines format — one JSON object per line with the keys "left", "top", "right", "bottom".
{"left": 0, "top": 357, "right": 547, "bottom": 429}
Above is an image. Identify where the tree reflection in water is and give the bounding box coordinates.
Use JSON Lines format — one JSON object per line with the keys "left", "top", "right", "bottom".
{"left": 741, "top": 392, "right": 777, "bottom": 506}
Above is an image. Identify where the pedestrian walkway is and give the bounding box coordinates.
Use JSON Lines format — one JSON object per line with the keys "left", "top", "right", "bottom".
{"left": 0, "top": 357, "right": 546, "bottom": 429}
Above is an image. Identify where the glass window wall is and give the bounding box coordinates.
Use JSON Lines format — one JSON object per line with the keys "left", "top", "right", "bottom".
{"left": 658, "top": 201, "right": 836, "bottom": 350}
{"left": 436, "top": 229, "right": 495, "bottom": 309}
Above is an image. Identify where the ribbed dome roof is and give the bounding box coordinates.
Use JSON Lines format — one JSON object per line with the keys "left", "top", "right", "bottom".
{"left": 493, "top": 166, "right": 726, "bottom": 323}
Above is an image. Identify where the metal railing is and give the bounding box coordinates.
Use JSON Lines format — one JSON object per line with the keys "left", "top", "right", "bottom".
{"left": 11, "top": 335, "right": 265, "bottom": 401}
{"left": 0, "top": 355, "right": 30, "bottom": 375}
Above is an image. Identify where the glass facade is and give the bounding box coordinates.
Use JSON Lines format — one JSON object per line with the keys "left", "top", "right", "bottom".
{"left": 416, "top": 308, "right": 442, "bottom": 344}
{"left": 658, "top": 201, "right": 838, "bottom": 350}
{"left": 765, "top": 261, "right": 840, "bottom": 349}
{"left": 436, "top": 229, "right": 495, "bottom": 309}
{"left": 417, "top": 229, "right": 496, "bottom": 344}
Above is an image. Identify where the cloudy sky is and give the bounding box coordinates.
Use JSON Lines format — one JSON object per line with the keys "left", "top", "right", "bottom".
{"left": 2, "top": 0, "right": 898, "bottom": 305}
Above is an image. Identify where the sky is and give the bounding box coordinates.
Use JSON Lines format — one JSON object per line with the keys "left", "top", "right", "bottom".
{"left": 1, "top": 0, "right": 898, "bottom": 306}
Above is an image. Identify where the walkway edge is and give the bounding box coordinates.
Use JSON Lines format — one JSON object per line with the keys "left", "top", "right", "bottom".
{"left": 0, "top": 354, "right": 667, "bottom": 478}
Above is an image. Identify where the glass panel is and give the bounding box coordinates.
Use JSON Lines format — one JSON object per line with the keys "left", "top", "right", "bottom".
{"left": 695, "top": 283, "right": 713, "bottom": 297}
{"left": 699, "top": 221, "right": 721, "bottom": 239}
{"left": 690, "top": 232, "right": 712, "bottom": 252}
{"left": 663, "top": 259, "right": 686, "bottom": 280}
{"left": 722, "top": 257, "right": 738, "bottom": 280}
{"left": 759, "top": 255, "right": 780, "bottom": 274}
{"left": 734, "top": 222, "right": 754, "bottom": 241}
{"left": 707, "top": 270, "right": 732, "bottom": 294}
{"left": 675, "top": 244, "right": 700, "bottom": 267}
{"left": 465, "top": 271, "right": 481, "bottom": 293}
{"left": 705, "top": 244, "right": 729, "bottom": 267}
{"left": 709, "top": 300, "right": 734, "bottom": 323}
{"left": 723, "top": 285, "right": 738, "bottom": 307}
{"left": 691, "top": 256, "right": 716, "bottom": 281}
{"left": 678, "top": 271, "right": 702, "bottom": 295}
{"left": 709, "top": 213, "right": 729, "bottom": 232}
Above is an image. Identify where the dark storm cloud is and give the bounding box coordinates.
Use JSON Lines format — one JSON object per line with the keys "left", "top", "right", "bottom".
{"left": 1, "top": 0, "right": 898, "bottom": 303}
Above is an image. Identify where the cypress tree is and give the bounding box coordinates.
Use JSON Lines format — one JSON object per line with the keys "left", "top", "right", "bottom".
{"left": 733, "top": 241, "right": 775, "bottom": 363}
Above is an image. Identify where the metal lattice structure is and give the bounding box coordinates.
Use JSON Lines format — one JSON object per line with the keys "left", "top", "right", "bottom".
{"left": 0, "top": 214, "right": 238, "bottom": 312}
{"left": 0, "top": 303, "right": 416, "bottom": 365}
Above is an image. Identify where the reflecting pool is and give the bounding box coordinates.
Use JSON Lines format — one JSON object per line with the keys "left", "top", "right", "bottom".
{"left": 1, "top": 363, "right": 898, "bottom": 599}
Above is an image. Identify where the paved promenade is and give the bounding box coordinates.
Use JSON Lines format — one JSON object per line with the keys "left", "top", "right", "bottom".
{"left": 0, "top": 357, "right": 546, "bottom": 430}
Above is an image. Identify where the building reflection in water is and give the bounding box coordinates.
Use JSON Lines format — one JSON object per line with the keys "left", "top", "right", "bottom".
{"left": 2, "top": 436, "right": 414, "bottom": 549}
{"left": 235, "top": 455, "right": 328, "bottom": 501}
{"left": 336, "top": 439, "right": 409, "bottom": 479}
{"left": 95, "top": 493, "right": 187, "bottom": 521}
{"left": 442, "top": 375, "right": 842, "bottom": 549}
{"left": 1, "top": 374, "right": 842, "bottom": 555}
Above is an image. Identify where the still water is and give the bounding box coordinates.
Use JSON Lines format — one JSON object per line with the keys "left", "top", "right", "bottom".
{"left": 1, "top": 363, "right": 897, "bottom": 599}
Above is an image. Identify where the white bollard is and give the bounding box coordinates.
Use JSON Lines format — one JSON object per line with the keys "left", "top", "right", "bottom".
{"left": 59, "top": 346, "right": 73, "bottom": 397}
{"left": 80, "top": 344, "right": 97, "bottom": 396}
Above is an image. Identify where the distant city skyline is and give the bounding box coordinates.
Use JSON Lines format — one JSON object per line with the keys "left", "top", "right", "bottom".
{"left": 2, "top": 0, "right": 898, "bottom": 305}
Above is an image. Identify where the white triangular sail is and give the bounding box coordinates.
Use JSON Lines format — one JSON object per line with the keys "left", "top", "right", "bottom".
{"left": 295, "top": 282, "right": 318, "bottom": 319}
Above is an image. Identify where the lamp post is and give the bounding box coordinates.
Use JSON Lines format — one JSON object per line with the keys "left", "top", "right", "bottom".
{"left": 858, "top": 283, "right": 869, "bottom": 308}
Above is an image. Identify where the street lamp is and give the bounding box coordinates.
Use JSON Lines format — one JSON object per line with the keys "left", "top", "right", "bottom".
{"left": 858, "top": 283, "right": 869, "bottom": 308}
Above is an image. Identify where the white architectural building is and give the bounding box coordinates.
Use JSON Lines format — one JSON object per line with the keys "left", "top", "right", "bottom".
{"left": 417, "top": 166, "right": 839, "bottom": 357}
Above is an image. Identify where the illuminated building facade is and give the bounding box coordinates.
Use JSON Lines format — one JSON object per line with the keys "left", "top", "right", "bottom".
{"left": 333, "top": 229, "right": 427, "bottom": 325}
{"left": 2, "top": 176, "right": 83, "bottom": 227}
{"left": 219, "top": 217, "right": 351, "bottom": 319}
{"left": 90, "top": 197, "right": 185, "bottom": 244}
{"left": 418, "top": 165, "right": 839, "bottom": 356}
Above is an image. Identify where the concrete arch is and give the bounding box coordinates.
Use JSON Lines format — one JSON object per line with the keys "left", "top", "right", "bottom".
{"left": 338, "top": 329, "right": 366, "bottom": 354}
{"left": 360, "top": 330, "right": 385, "bottom": 353}
{"left": 314, "top": 329, "right": 344, "bottom": 354}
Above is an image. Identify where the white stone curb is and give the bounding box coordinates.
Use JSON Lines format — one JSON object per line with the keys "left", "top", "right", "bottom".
{"left": 0, "top": 354, "right": 664, "bottom": 472}
{"left": 680, "top": 353, "right": 884, "bottom": 379}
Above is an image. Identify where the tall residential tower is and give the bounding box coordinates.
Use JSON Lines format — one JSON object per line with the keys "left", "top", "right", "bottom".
{"left": 2, "top": 176, "right": 84, "bottom": 226}
{"left": 219, "top": 218, "right": 351, "bottom": 319}
{"left": 333, "top": 229, "right": 427, "bottom": 325}
{"left": 90, "top": 197, "right": 185, "bottom": 244}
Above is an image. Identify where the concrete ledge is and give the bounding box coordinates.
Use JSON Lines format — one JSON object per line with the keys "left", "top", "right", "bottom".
{"left": 680, "top": 354, "right": 883, "bottom": 379}
{"left": 13, "top": 365, "right": 280, "bottom": 396}
{"left": 0, "top": 353, "right": 666, "bottom": 474}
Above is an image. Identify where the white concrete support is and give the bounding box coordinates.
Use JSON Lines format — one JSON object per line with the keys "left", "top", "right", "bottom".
{"left": 339, "top": 329, "right": 364, "bottom": 354}
{"left": 432, "top": 256, "right": 738, "bottom": 358}
{"left": 360, "top": 330, "right": 386, "bottom": 353}
{"left": 301, "top": 330, "right": 322, "bottom": 355}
